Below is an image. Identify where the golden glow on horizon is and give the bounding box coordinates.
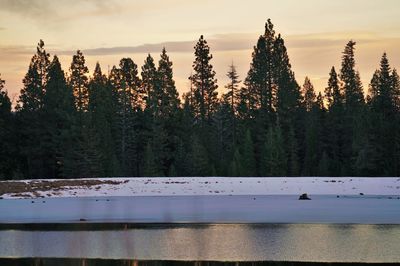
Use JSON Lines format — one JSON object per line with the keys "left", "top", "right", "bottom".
{"left": 1, "top": 0, "right": 400, "bottom": 101}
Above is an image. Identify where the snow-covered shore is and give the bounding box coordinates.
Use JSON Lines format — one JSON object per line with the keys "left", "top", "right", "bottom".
{"left": 1, "top": 177, "right": 399, "bottom": 199}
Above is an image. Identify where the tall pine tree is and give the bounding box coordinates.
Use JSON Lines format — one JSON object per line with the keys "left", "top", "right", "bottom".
{"left": 42, "top": 56, "right": 77, "bottom": 178}
{"left": 189, "top": 35, "right": 218, "bottom": 122}
{"left": 16, "top": 40, "right": 50, "bottom": 178}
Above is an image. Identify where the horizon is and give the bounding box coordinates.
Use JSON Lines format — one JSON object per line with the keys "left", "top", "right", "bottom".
{"left": 1, "top": 0, "right": 400, "bottom": 103}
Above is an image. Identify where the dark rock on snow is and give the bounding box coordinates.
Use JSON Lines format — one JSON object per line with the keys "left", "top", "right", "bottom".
{"left": 299, "top": 193, "right": 311, "bottom": 200}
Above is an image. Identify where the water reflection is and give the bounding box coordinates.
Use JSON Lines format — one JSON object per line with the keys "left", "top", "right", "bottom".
{"left": 0, "top": 224, "right": 399, "bottom": 263}
{"left": 0, "top": 259, "right": 398, "bottom": 266}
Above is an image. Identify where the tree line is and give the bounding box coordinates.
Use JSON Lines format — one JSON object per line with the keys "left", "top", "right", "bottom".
{"left": 1, "top": 19, "right": 399, "bottom": 179}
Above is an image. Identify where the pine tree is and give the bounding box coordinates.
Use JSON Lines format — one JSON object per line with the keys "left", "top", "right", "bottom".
{"left": 302, "top": 77, "right": 316, "bottom": 111}
{"left": 324, "top": 66, "right": 344, "bottom": 176}
{"left": 17, "top": 41, "right": 49, "bottom": 112}
{"left": 300, "top": 78, "right": 326, "bottom": 176}
{"left": 120, "top": 58, "right": 142, "bottom": 108}
{"left": 244, "top": 19, "right": 276, "bottom": 119}
{"left": 16, "top": 40, "right": 50, "bottom": 178}
{"left": 157, "top": 48, "right": 181, "bottom": 175}
{"left": 142, "top": 54, "right": 161, "bottom": 117}
{"left": 158, "top": 47, "right": 180, "bottom": 117}
{"left": 69, "top": 50, "right": 89, "bottom": 113}
{"left": 42, "top": 56, "right": 77, "bottom": 178}
{"left": 212, "top": 101, "right": 234, "bottom": 175}
{"left": 273, "top": 34, "right": 302, "bottom": 175}
{"left": 224, "top": 63, "right": 241, "bottom": 114}
{"left": 341, "top": 41, "right": 364, "bottom": 110}
{"left": 189, "top": 35, "right": 218, "bottom": 122}
{"left": 318, "top": 151, "right": 330, "bottom": 176}
{"left": 368, "top": 53, "right": 399, "bottom": 175}
{"left": 241, "top": 129, "right": 256, "bottom": 176}
{"left": 110, "top": 58, "right": 142, "bottom": 175}
{"left": 143, "top": 142, "right": 162, "bottom": 177}
{"left": 245, "top": 36, "right": 271, "bottom": 115}
{"left": 229, "top": 148, "right": 243, "bottom": 176}
{"left": 189, "top": 134, "right": 210, "bottom": 176}
{"left": 88, "top": 62, "right": 119, "bottom": 176}
{"left": 262, "top": 125, "right": 287, "bottom": 176}
{"left": 339, "top": 41, "right": 366, "bottom": 175}
{"left": 0, "top": 75, "right": 15, "bottom": 179}
{"left": 174, "top": 139, "right": 190, "bottom": 176}
{"left": 223, "top": 63, "right": 241, "bottom": 147}
{"left": 391, "top": 69, "right": 400, "bottom": 110}
{"left": 275, "top": 34, "right": 302, "bottom": 127}
{"left": 369, "top": 53, "right": 395, "bottom": 113}
{"left": 287, "top": 126, "right": 300, "bottom": 176}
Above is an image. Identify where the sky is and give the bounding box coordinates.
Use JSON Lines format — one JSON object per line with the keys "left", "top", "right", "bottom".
{"left": 1, "top": 0, "right": 400, "bottom": 104}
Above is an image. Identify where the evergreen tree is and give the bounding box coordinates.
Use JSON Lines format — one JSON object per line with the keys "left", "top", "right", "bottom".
{"left": 110, "top": 58, "right": 142, "bottom": 175}
{"left": 262, "top": 125, "right": 287, "bottom": 176}
{"left": 142, "top": 54, "right": 161, "bottom": 116}
{"left": 0, "top": 75, "right": 16, "bottom": 179}
{"left": 245, "top": 36, "right": 271, "bottom": 115}
{"left": 229, "top": 148, "right": 243, "bottom": 177}
{"left": 88, "top": 63, "right": 119, "bottom": 176}
{"left": 244, "top": 19, "right": 276, "bottom": 120}
{"left": 241, "top": 129, "right": 256, "bottom": 176}
{"left": 224, "top": 63, "right": 241, "bottom": 114}
{"left": 275, "top": 34, "right": 302, "bottom": 127}
{"left": 189, "top": 134, "right": 210, "bottom": 176}
{"left": 341, "top": 41, "right": 365, "bottom": 110}
{"left": 224, "top": 63, "right": 241, "bottom": 147}
{"left": 369, "top": 53, "right": 395, "bottom": 113}
{"left": 318, "top": 151, "right": 330, "bottom": 177}
{"left": 189, "top": 35, "right": 218, "bottom": 122}
{"left": 16, "top": 40, "right": 50, "bottom": 178}
{"left": 157, "top": 48, "right": 181, "bottom": 174}
{"left": 143, "top": 142, "right": 162, "bottom": 177}
{"left": 302, "top": 77, "right": 316, "bottom": 111}
{"left": 17, "top": 40, "right": 50, "bottom": 112}
{"left": 158, "top": 47, "right": 180, "bottom": 117}
{"left": 324, "top": 66, "right": 344, "bottom": 176}
{"left": 42, "top": 56, "right": 77, "bottom": 178}
{"left": 287, "top": 126, "right": 300, "bottom": 176}
{"left": 69, "top": 50, "right": 89, "bottom": 114}
{"left": 174, "top": 139, "right": 191, "bottom": 176}
{"left": 368, "top": 53, "right": 399, "bottom": 175}
{"left": 339, "top": 41, "right": 366, "bottom": 175}
{"left": 391, "top": 69, "right": 400, "bottom": 110}
{"left": 301, "top": 77, "right": 317, "bottom": 175}
{"left": 212, "top": 101, "right": 234, "bottom": 175}
{"left": 273, "top": 34, "right": 302, "bottom": 175}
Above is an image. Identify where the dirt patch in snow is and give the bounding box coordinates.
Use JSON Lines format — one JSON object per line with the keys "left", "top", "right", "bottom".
{"left": 0, "top": 179, "right": 124, "bottom": 198}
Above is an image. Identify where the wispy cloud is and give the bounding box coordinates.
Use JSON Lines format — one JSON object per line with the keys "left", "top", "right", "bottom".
{"left": 0, "top": 0, "right": 192, "bottom": 23}
{"left": 0, "top": 0, "right": 55, "bottom": 19}
{"left": 80, "top": 41, "right": 195, "bottom": 56}
{"left": 48, "top": 31, "right": 393, "bottom": 56}
{"left": 2, "top": 31, "right": 397, "bottom": 59}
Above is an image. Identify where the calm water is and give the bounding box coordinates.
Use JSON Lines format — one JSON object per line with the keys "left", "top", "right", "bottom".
{"left": 1, "top": 196, "right": 399, "bottom": 264}
{"left": 0, "top": 224, "right": 399, "bottom": 263}
{"left": 0, "top": 260, "right": 398, "bottom": 266}
{"left": 1, "top": 195, "right": 400, "bottom": 224}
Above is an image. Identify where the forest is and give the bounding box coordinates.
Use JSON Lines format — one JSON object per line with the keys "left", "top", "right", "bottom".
{"left": 0, "top": 19, "right": 399, "bottom": 179}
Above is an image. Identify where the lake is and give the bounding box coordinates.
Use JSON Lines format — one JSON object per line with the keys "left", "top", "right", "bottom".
{"left": 0, "top": 195, "right": 399, "bottom": 263}
{"left": 0, "top": 224, "right": 399, "bottom": 263}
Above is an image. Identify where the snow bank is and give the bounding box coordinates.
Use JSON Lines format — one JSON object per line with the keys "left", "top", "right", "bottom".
{"left": 1, "top": 177, "right": 399, "bottom": 199}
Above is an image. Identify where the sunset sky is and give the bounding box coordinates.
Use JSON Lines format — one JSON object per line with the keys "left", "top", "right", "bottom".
{"left": 1, "top": 0, "right": 400, "bottom": 103}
